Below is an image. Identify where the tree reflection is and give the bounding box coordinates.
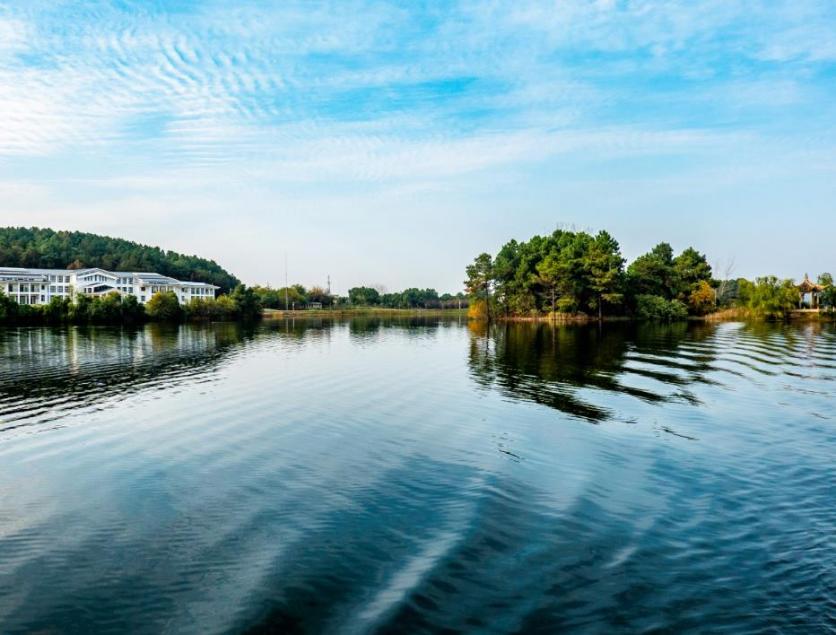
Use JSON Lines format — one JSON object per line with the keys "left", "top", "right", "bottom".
{"left": 468, "top": 322, "right": 703, "bottom": 422}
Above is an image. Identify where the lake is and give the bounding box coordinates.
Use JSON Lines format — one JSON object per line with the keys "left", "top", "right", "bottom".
{"left": 0, "top": 319, "right": 833, "bottom": 634}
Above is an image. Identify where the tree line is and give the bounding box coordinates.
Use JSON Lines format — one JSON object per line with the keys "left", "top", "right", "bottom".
{"left": 464, "top": 229, "right": 834, "bottom": 321}
{"left": 0, "top": 227, "right": 240, "bottom": 292}
{"left": 347, "top": 287, "right": 467, "bottom": 309}
{"left": 251, "top": 284, "right": 467, "bottom": 310}
{"left": 0, "top": 286, "right": 263, "bottom": 325}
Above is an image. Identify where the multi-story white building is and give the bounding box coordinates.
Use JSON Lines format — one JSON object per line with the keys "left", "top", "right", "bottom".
{"left": 0, "top": 267, "right": 219, "bottom": 306}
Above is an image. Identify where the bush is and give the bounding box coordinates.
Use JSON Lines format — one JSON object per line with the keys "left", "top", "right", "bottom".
{"left": 635, "top": 294, "right": 688, "bottom": 321}
{"left": 146, "top": 291, "right": 184, "bottom": 322}
{"left": 688, "top": 280, "right": 716, "bottom": 315}
{"left": 184, "top": 288, "right": 261, "bottom": 322}
{"left": 185, "top": 296, "right": 238, "bottom": 321}
{"left": 468, "top": 299, "right": 488, "bottom": 320}
{"left": 745, "top": 276, "right": 800, "bottom": 320}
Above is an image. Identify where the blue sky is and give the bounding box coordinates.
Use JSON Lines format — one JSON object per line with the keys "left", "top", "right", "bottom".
{"left": 1, "top": 1, "right": 835, "bottom": 292}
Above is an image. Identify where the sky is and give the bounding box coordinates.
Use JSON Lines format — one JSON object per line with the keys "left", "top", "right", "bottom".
{"left": 1, "top": 0, "right": 835, "bottom": 293}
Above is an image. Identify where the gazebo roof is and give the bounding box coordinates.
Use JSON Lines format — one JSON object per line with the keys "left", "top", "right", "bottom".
{"left": 798, "top": 276, "right": 824, "bottom": 293}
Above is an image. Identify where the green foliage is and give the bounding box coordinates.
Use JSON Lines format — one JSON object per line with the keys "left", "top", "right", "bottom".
{"left": 0, "top": 226, "right": 240, "bottom": 292}
{"left": 820, "top": 273, "right": 835, "bottom": 310}
{"left": 673, "top": 247, "right": 712, "bottom": 296}
{"left": 229, "top": 285, "right": 262, "bottom": 320}
{"left": 465, "top": 253, "right": 496, "bottom": 319}
{"left": 253, "top": 285, "right": 307, "bottom": 309}
{"left": 627, "top": 243, "right": 677, "bottom": 299}
{"left": 184, "top": 285, "right": 262, "bottom": 321}
{"left": 635, "top": 295, "right": 689, "bottom": 321}
{"left": 146, "top": 291, "right": 184, "bottom": 322}
{"left": 469, "top": 230, "right": 716, "bottom": 319}
{"left": 349, "top": 286, "right": 381, "bottom": 306}
{"left": 471, "top": 230, "right": 627, "bottom": 319}
{"left": 626, "top": 243, "right": 713, "bottom": 301}
{"left": 586, "top": 230, "right": 625, "bottom": 318}
{"left": 743, "top": 276, "right": 800, "bottom": 320}
{"left": 0, "top": 291, "right": 19, "bottom": 321}
{"left": 0, "top": 290, "right": 146, "bottom": 325}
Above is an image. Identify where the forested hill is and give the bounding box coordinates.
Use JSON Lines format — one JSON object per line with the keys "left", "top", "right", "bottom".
{"left": 0, "top": 227, "right": 240, "bottom": 292}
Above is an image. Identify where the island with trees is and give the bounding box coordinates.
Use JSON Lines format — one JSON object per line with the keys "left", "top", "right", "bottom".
{"left": 463, "top": 228, "right": 834, "bottom": 322}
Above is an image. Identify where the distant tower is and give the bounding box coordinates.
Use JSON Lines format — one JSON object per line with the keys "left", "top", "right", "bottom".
{"left": 327, "top": 275, "right": 331, "bottom": 295}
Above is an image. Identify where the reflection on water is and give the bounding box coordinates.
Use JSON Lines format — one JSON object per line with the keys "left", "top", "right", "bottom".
{"left": 0, "top": 319, "right": 834, "bottom": 633}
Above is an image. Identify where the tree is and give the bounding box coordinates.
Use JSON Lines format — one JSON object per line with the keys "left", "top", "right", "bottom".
{"left": 818, "top": 273, "right": 835, "bottom": 310}
{"left": 585, "top": 230, "right": 624, "bottom": 320}
{"left": 230, "top": 285, "right": 262, "bottom": 320}
{"left": 465, "top": 253, "right": 494, "bottom": 322}
{"left": 688, "top": 280, "right": 715, "bottom": 316}
{"left": 673, "top": 247, "right": 712, "bottom": 298}
{"left": 535, "top": 253, "right": 561, "bottom": 315}
{"left": 146, "top": 291, "right": 184, "bottom": 321}
{"left": 627, "top": 243, "right": 677, "bottom": 299}
{"left": 120, "top": 294, "right": 146, "bottom": 323}
{"left": 307, "top": 286, "right": 332, "bottom": 305}
{"left": 745, "top": 277, "right": 800, "bottom": 320}
{"left": 0, "top": 291, "right": 19, "bottom": 322}
{"left": 635, "top": 295, "right": 688, "bottom": 321}
{"left": 348, "top": 286, "right": 381, "bottom": 306}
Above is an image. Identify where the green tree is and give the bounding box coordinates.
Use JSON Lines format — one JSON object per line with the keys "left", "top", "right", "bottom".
{"left": 348, "top": 286, "right": 382, "bottom": 306}
{"left": 120, "top": 294, "right": 145, "bottom": 323}
{"left": 635, "top": 295, "right": 688, "bottom": 321}
{"left": 146, "top": 291, "right": 184, "bottom": 322}
{"left": 627, "top": 243, "right": 676, "bottom": 299}
{"left": 585, "top": 230, "right": 625, "bottom": 320}
{"left": 230, "top": 285, "right": 262, "bottom": 320}
{"left": 465, "top": 253, "right": 494, "bottom": 322}
{"left": 746, "top": 276, "right": 800, "bottom": 320}
{"left": 0, "top": 291, "right": 19, "bottom": 322}
{"left": 535, "top": 253, "right": 561, "bottom": 315}
{"left": 673, "top": 247, "right": 712, "bottom": 298}
{"left": 817, "top": 273, "right": 834, "bottom": 310}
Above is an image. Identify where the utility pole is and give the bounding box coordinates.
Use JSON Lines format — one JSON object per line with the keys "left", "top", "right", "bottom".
{"left": 284, "top": 252, "right": 289, "bottom": 313}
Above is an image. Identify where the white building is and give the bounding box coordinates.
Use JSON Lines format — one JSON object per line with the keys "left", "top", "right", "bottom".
{"left": 0, "top": 267, "right": 218, "bottom": 306}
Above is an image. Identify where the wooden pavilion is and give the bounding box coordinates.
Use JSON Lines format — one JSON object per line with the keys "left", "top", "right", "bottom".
{"left": 797, "top": 275, "right": 825, "bottom": 309}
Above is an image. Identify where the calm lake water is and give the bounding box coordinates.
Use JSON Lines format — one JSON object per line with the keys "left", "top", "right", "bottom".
{"left": 0, "top": 319, "right": 834, "bottom": 634}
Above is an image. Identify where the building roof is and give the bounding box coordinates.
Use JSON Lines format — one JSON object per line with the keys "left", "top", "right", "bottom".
{"left": 798, "top": 276, "right": 825, "bottom": 293}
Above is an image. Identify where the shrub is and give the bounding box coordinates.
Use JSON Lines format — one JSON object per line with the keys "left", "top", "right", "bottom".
{"left": 688, "top": 280, "right": 716, "bottom": 315}
{"left": 146, "top": 291, "right": 184, "bottom": 322}
{"left": 635, "top": 294, "right": 688, "bottom": 321}
{"left": 745, "top": 276, "right": 800, "bottom": 320}
{"left": 468, "top": 299, "right": 488, "bottom": 320}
